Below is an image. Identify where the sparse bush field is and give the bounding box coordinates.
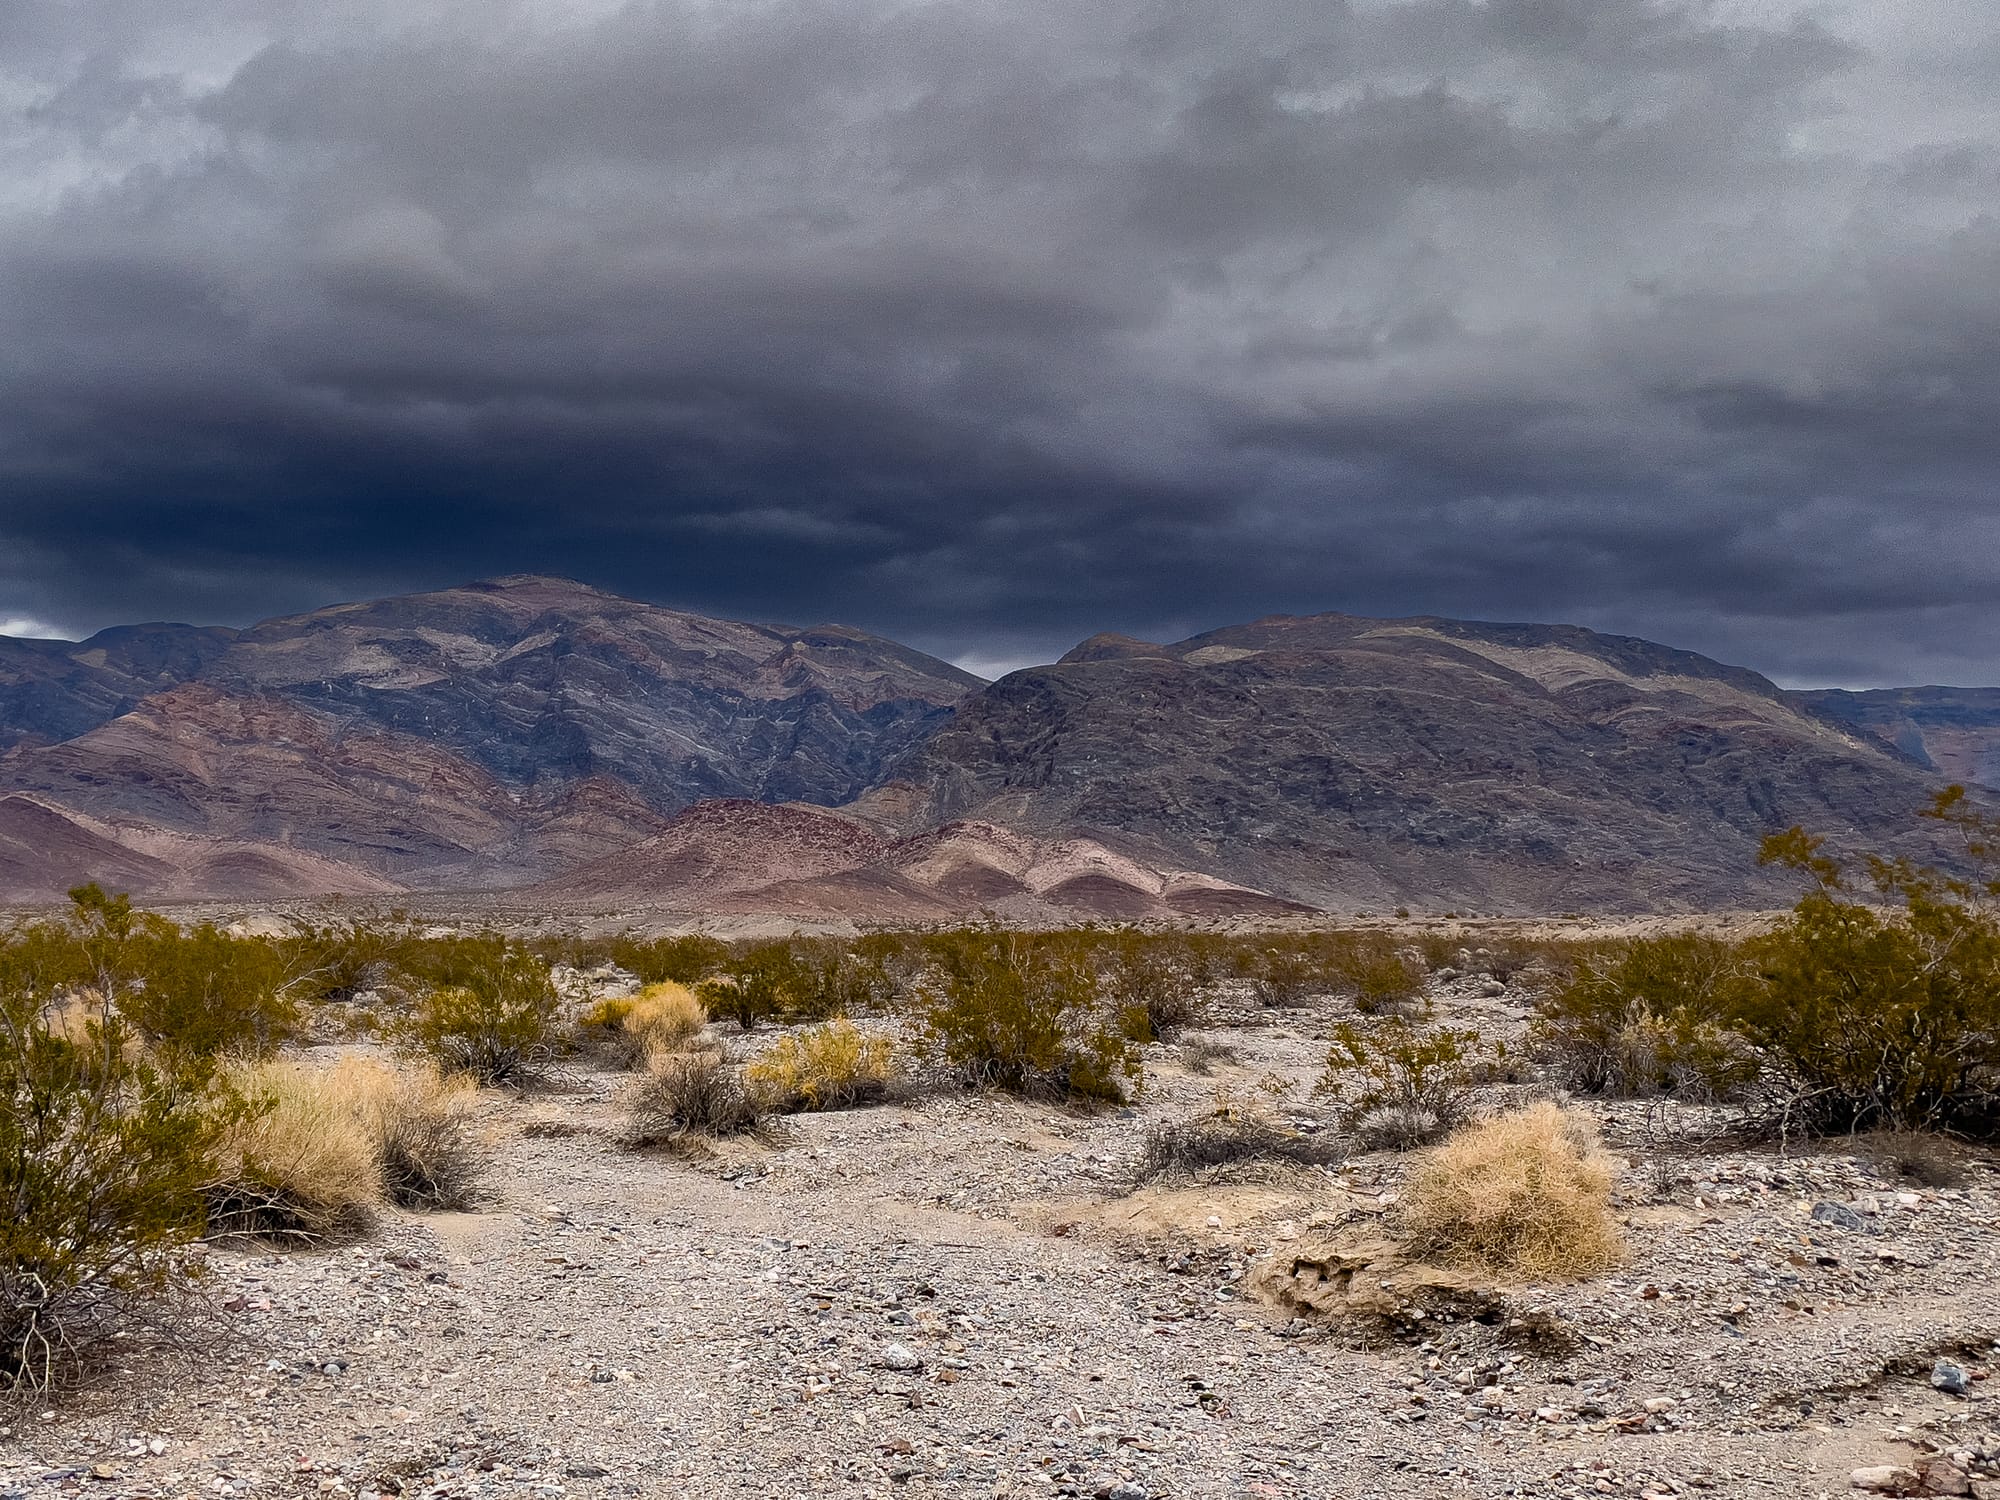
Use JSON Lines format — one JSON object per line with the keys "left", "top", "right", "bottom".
{"left": 5, "top": 786, "right": 1997, "bottom": 1414}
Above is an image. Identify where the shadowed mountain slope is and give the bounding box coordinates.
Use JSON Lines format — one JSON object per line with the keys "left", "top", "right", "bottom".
{"left": 0, "top": 588, "right": 1985, "bottom": 911}
{"left": 0, "top": 623, "right": 239, "bottom": 752}
{"left": 1799, "top": 687, "right": 2000, "bottom": 791}
{"left": 859, "top": 613, "right": 1966, "bottom": 913}
{"left": 0, "top": 577, "right": 978, "bottom": 900}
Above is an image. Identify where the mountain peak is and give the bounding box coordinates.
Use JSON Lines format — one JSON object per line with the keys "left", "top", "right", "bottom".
{"left": 1058, "top": 632, "right": 1170, "bottom": 665}
{"left": 464, "top": 574, "right": 618, "bottom": 597}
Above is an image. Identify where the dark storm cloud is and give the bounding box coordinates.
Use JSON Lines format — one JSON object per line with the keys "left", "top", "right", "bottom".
{"left": 2, "top": 0, "right": 1997, "bottom": 684}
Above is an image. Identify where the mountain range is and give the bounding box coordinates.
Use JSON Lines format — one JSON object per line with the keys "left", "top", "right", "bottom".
{"left": 0, "top": 575, "right": 1991, "bottom": 916}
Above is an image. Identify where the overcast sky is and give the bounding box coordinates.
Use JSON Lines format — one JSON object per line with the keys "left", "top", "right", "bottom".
{"left": 2, "top": 0, "right": 1996, "bottom": 684}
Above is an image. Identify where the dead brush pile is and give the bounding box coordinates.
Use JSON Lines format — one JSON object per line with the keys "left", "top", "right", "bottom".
{"left": 1857, "top": 1128, "right": 1968, "bottom": 1189}
{"left": 1396, "top": 1103, "right": 1624, "bottom": 1279}
{"left": 336, "top": 1058, "right": 488, "bottom": 1210}
{"left": 623, "top": 1047, "right": 766, "bottom": 1148}
{"left": 1135, "top": 1099, "right": 1343, "bottom": 1185}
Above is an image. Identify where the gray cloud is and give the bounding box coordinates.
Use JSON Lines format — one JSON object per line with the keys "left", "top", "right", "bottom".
{"left": 1, "top": 0, "right": 1996, "bottom": 685}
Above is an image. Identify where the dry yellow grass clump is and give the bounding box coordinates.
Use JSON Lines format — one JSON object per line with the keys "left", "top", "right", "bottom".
{"left": 746, "top": 1019, "right": 896, "bottom": 1112}
{"left": 581, "top": 981, "right": 708, "bottom": 1065}
{"left": 1396, "top": 1103, "right": 1624, "bottom": 1280}
{"left": 205, "top": 1059, "right": 383, "bottom": 1242}
{"left": 332, "top": 1057, "right": 487, "bottom": 1210}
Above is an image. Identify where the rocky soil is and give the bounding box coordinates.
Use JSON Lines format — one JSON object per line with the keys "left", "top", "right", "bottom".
{"left": 6, "top": 978, "right": 1999, "bottom": 1500}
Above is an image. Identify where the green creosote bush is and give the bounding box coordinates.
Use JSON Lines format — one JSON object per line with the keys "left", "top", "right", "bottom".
{"left": 910, "top": 931, "right": 1141, "bottom": 1104}
{"left": 1530, "top": 934, "right": 1756, "bottom": 1100}
{"left": 56, "top": 885, "right": 300, "bottom": 1060}
{"left": 619, "top": 933, "right": 730, "bottom": 985}
{"left": 278, "top": 915, "right": 420, "bottom": 1005}
{"left": 1521, "top": 788, "right": 2000, "bottom": 1139}
{"left": 1107, "top": 934, "right": 1206, "bottom": 1042}
{"left": 1319, "top": 1017, "right": 1488, "bottom": 1151}
{"left": 695, "top": 942, "right": 810, "bottom": 1030}
{"left": 1412, "top": 932, "right": 1465, "bottom": 974}
{"left": 1345, "top": 937, "right": 1425, "bottom": 1015}
{"left": 1, "top": 930, "right": 241, "bottom": 1392}
{"left": 1735, "top": 793, "right": 2000, "bottom": 1136}
{"left": 398, "top": 933, "right": 562, "bottom": 1085}
{"left": 1242, "top": 946, "right": 1324, "bottom": 1009}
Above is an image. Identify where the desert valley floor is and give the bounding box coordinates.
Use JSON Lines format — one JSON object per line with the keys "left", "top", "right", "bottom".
{"left": 4, "top": 959, "right": 1996, "bottom": 1500}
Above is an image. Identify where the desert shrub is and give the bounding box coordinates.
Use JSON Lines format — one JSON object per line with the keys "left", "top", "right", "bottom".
{"left": 399, "top": 934, "right": 561, "bottom": 1084}
{"left": 280, "top": 917, "right": 420, "bottom": 1005}
{"left": 45, "top": 885, "right": 300, "bottom": 1059}
{"left": 623, "top": 1049, "right": 765, "bottom": 1146}
{"left": 1318, "top": 1018, "right": 1485, "bottom": 1149}
{"left": 786, "top": 938, "right": 900, "bottom": 1020}
{"left": 1531, "top": 934, "right": 1755, "bottom": 1100}
{"left": 1738, "top": 802, "right": 2000, "bottom": 1135}
{"left": 1106, "top": 936, "right": 1206, "bottom": 1042}
{"left": 204, "top": 1060, "right": 382, "bottom": 1244}
{"left": 1345, "top": 938, "right": 1424, "bottom": 1014}
{"left": 578, "top": 981, "right": 708, "bottom": 1067}
{"left": 1349, "top": 1104, "right": 1451, "bottom": 1152}
{"left": 746, "top": 1020, "right": 896, "bottom": 1112}
{"left": 1134, "top": 1099, "right": 1342, "bottom": 1185}
{"left": 1243, "top": 947, "right": 1324, "bottom": 1009}
{"left": 336, "top": 1059, "right": 487, "bottom": 1210}
{"left": 0, "top": 959, "right": 232, "bottom": 1391}
{"left": 910, "top": 932, "right": 1141, "bottom": 1103}
{"left": 603, "top": 933, "right": 730, "bottom": 986}
{"left": 122, "top": 920, "right": 300, "bottom": 1059}
{"left": 1479, "top": 938, "right": 1570, "bottom": 985}
{"left": 1413, "top": 932, "right": 1465, "bottom": 972}
{"left": 696, "top": 942, "right": 809, "bottom": 1030}
{"left": 1396, "top": 1104, "right": 1624, "bottom": 1279}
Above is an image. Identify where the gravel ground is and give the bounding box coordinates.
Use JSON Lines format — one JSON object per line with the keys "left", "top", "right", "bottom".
{"left": 6, "top": 984, "right": 1999, "bottom": 1500}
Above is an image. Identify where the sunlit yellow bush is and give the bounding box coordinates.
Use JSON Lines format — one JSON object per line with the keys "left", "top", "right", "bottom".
{"left": 747, "top": 1020, "right": 895, "bottom": 1111}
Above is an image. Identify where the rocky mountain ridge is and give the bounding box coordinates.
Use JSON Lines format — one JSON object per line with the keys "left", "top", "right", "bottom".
{"left": 0, "top": 583, "right": 1986, "bottom": 912}
{"left": 860, "top": 612, "right": 1973, "bottom": 912}
{"left": 0, "top": 577, "right": 976, "bottom": 900}
{"left": 1800, "top": 687, "right": 2000, "bottom": 791}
